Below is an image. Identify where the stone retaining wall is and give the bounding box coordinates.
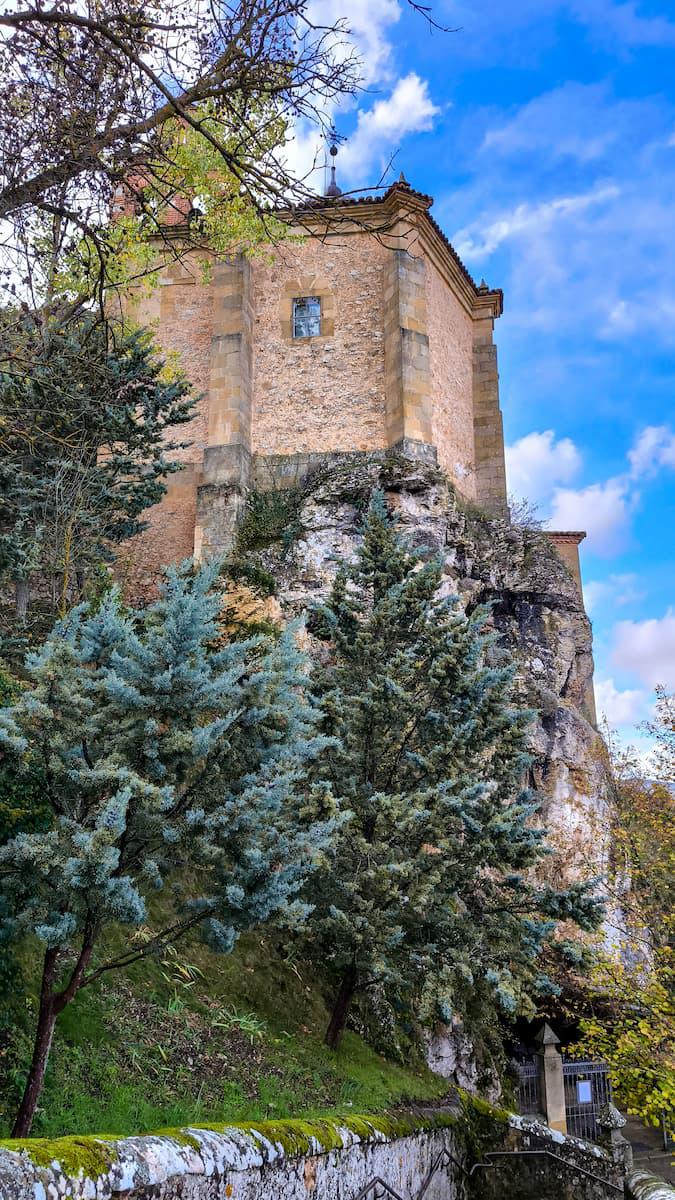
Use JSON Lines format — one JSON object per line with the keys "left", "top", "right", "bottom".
{"left": 0, "top": 1115, "right": 466, "bottom": 1200}
{"left": 0, "top": 1109, "right": 634, "bottom": 1200}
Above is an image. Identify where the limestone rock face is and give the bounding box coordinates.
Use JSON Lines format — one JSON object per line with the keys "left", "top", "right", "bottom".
{"left": 244, "top": 453, "right": 610, "bottom": 1093}
{"left": 258, "top": 454, "right": 610, "bottom": 882}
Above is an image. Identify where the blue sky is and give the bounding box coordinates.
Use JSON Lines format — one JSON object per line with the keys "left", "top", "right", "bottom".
{"left": 298, "top": 0, "right": 675, "bottom": 753}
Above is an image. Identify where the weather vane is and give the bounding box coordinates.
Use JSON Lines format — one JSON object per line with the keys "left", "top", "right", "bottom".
{"left": 324, "top": 126, "right": 343, "bottom": 197}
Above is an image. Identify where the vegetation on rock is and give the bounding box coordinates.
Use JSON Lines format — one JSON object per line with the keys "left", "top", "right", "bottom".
{"left": 301, "top": 494, "right": 601, "bottom": 1050}
{"left": 574, "top": 689, "right": 674, "bottom": 1130}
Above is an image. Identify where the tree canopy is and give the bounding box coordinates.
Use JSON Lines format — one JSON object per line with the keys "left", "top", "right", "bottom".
{"left": 0, "top": 560, "right": 335, "bottom": 1133}
{"left": 0, "top": 317, "right": 195, "bottom": 625}
{"left": 303, "top": 495, "right": 601, "bottom": 1050}
{"left": 575, "top": 690, "right": 674, "bottom": 1129}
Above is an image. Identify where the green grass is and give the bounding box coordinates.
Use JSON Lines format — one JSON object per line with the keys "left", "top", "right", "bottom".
{"left": 0, "top": 932, "right": 448, "bottom": 1140}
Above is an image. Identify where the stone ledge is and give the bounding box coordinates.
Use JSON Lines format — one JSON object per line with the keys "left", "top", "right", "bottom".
{"left": 626, "top": 1170, "right": 675, "bottom": 1199}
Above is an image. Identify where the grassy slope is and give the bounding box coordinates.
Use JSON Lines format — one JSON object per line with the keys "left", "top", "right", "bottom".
{"left": 0, "top": 930, "right": 448, "bottom": 1139}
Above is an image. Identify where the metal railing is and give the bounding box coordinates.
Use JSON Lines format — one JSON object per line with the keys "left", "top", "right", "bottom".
{"left": 350, "top": 1143, "right": 624, "bottom": 1199}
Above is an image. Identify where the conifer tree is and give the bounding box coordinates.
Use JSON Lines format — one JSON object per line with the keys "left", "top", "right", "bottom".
{"left": 0, "top": 561, "right": 334, "bottom": 1135}
{"left": 0, "top": 316, "right": 195, "bottom": 623}
{"left": 305, "top": 494, "right": 600, "bottom": 1050}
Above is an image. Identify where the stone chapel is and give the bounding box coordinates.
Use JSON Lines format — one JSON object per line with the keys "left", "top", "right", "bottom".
{"left": 124, "top": 173, "right": 587, "bottom": 602}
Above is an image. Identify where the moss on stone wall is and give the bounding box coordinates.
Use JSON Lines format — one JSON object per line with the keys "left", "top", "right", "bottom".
{"left": 458, "top": 1091, "right": 511, "bottom": 1163}
{"left": 0, "top": 1133, "right": 118, "bottom": 1176}
{"left": 0, "top": 1108, "right": 467, "bottom": 1174}
{"left": 166, "top": 1109, "right": 461, "bottom": 1156}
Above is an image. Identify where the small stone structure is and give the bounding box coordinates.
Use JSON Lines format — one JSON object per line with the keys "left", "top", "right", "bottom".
{"left": 536, "top": 1022, "right": 568, "bottom": 1134}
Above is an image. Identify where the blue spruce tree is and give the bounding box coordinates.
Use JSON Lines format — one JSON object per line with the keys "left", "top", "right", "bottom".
{"left": 305, "top": 494, "right": 600, "bottom": 1050}
{"left": 0, "top": 561, "right": 335, "bottom": 1134}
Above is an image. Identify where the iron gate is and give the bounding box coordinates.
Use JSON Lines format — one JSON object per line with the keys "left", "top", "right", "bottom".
{"left": 515, "top": 1054, "right": 613, "bottom": 1142}
{"left": 515, "top": 1059, "right": 542, "bottom": 1117}
{"left": 562, "top": 1057, "right": 613, "bottom": 1141}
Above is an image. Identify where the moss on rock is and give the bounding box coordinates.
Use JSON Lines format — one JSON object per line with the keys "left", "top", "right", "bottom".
{"left": 457, "top": 1090, "right": 510, "bottom": 1162}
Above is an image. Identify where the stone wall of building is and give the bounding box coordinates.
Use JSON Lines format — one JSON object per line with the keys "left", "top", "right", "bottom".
{"left": 425, "top": 252, "right": 477, "bottom": 496}
{"left": 129, "top": 255, "right": 212, "bottom": 465}
{"left": 250, "top": 236, "right": 389, "bottom": 457}
{"left": 122, "top": 255, "right": 213, "bottom": 589}
{"left": 118, "top": 187, "right": 510, "bottom": 588}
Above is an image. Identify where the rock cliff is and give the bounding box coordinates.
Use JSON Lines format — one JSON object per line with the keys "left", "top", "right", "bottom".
{"left": 229, "top": 452, "right": 611, "bottom": 1090}
{"left": 243, "top": 453, "right": 609, "bottom": 880}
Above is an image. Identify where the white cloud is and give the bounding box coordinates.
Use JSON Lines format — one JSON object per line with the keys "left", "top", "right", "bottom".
{"left": 611, "top": 610, "right": 675, "bottom": 689}
{"left": 571, "top": 0, "right": 675, "bottom": 49}
{"left": 442, "top": 80, "right": 675, "bottom": 346}
{"left": 628, "top": 424, "right": 675, "bottom": 478}
{"left": 284, "top": 5, "right": 437, "bottom": 192}
{"left": 481, "top": 83, "right": 618, "bottom": 163}
{"left": 594, "top": 677, "right": 648, "bottom": 727}
{"left": 505, "top": 429, "right": 581, "bottom": 505}
{"left": 603, "top": 292, "right": 675, "bottom": 339}
{"left": 548, "top": 478, "right": 634, "bottom": 556}
{"left": 307, "top": 0, "right": 401, "bottom": 87}
{"left": 505, "top": 421, "right": 675, "bottom": 555}
{"left": 453, "top": 185, "right": 620, "bottom": 262}
{"left": 340, "top": 73, "right": 440, "bottom": 182}
{"left": 583, "top": 573, "right": 644, "bottom": 615}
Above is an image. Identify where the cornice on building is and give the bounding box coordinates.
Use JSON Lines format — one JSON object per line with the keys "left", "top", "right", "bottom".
{"left": 148, "top": 177, "right": 503, "bottom": 323}
{"left": 283, "top": 179, "right": 504, "bottom": 322}
{"left": 546, "top": 530, "right": 587, "bottom": 543}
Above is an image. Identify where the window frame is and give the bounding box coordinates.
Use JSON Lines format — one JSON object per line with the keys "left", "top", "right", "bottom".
{"left": 292, "top": 295, "right": 322, "bottom": 339}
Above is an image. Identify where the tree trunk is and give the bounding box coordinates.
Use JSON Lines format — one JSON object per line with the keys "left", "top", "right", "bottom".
{"left": 324, "top": 962, "right": 357, "bottom": 1050}
{"left": 11, "top": 948, "right": 59, "bottom": 1137}
{"left": 14, "top": 578, "right": 29, "bottom": 622}
{"left": 12, "top": 922, "right": 96, "bottom": 1136}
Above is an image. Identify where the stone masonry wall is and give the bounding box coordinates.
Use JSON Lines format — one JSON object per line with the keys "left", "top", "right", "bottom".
{"left": 424, "top": 253, "right": 477, "bottom": 497}
{"left": 0, "top": 1113, "right": 627, "bottom": 1200}
{"left": 472, "top": 314, "right": 507, "bottom": 515}
{"left": 250, "top": 236, "right": 389, "bottom": 456}
{"left": 0, "top": 1117, "right": 466, "bottom": 1200}
{"left": 119, "top": 218, "right": 509, "bottom": 595}
{"left": 122, "top": 255, "right": 213, "bottom": 592}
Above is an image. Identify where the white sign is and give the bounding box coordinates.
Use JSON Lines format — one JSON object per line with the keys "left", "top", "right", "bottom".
{"left": 577, "top": 1080, "right": 592, "bottom": 1104}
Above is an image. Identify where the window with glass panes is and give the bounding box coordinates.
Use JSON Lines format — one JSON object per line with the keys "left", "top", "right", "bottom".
{"left": 292, "top": 296, "right": 321, "bottom": 338}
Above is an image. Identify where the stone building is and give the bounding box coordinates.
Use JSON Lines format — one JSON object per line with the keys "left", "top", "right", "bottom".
{"left": 124, "top": 173, "right": 588, "bottom": 640}
{"left": 120, "top": 169, "right": 603, "bottom": 887}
